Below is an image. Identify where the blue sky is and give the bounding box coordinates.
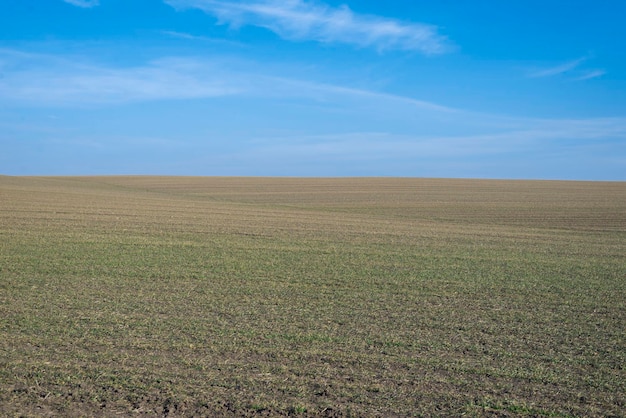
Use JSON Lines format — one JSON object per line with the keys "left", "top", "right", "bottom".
{"left": 1, "top": 0, "right": 625, "bottom": 179}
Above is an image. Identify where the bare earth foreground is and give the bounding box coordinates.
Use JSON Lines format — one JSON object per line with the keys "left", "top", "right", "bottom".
{"left": 1, "top": 176, "right": 624, "bottom": 417}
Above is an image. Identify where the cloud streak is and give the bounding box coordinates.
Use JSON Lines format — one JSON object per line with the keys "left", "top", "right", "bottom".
{"left": 161, "top": 30, "right": 247, "bottom": 46}
{"left": 251, "top": 117, "right": 626, "bottom": 157}
{"left": 165, "top": 0, "right": 451, "bottom": 54}
{"left": 0, "top": 48, "right": 454, "bottom": 110}
{"left": 235, "top": 116, "right": 626, "bottom": 178}
{"left": 528, "top": 56, "right": 605, "bottom": 81}
{"left": 528, "top": 57, "right": 586, "bottom": 78}
{"left": 63, "top": 0, "right": 100, "bottom": 8}
{"left": 0, "top": 51, "right": 243, "bottom": 105}
{"left": 574, "top": 69, "right": 606, "bottom": 81}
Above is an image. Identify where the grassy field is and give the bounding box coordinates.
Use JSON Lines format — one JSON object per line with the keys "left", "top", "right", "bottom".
{"left": 1, "top": 176, "right": 624, "bottom": 417}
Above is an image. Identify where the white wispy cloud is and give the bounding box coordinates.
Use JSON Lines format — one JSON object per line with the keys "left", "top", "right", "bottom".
{"left": 255, "top": 75, "right": 457, "bottom": 112}
{"left": 232, "top": 116, "right": 626, "bottom": 177}
{"left": 162, "top": 30, "right": 206, "bottom": 40}
{"left": 2, "top": 49, "right": 623, "bottom": 178}
{"left": 250, "top": 117, "right": 626, "bottom": 159}
{"left": 528, "top": 57, "right": 586, "bottom": 78}
{"left": 63, "top": 0, "right": 100, "bottom": 8}
{"left": 2, "top": 49, "right": 623, "bottom": 161}
{"left": 527, "top": 56, "right": 606, "bottom": 82}
{"left": 161, "top": 30, "right": 247, "bottom": 47}
{"left": 574, "top": 69, "right": 606, "bottom": 81}
{"left": 164, "top": 0, "right": 451, "bottom": 54}
{"left": 0, "top": 48, "right": 454, "bottom": 109}
{"left": 0, "top": 51, "right": 243, "bottom": 105}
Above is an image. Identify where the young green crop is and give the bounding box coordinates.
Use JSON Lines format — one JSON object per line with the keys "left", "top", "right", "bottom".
{"left": 1, "top": 176, "right": 624, "bottom": 416}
